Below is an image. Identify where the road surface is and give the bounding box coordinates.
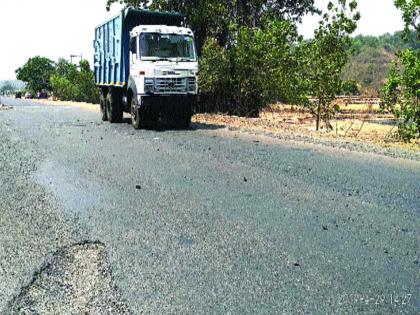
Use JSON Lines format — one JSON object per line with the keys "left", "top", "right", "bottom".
{"left": 0, "top": 98, "right": 419, "bottom": 314}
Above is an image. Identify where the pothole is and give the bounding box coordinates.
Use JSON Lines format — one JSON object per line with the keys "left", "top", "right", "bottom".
{"left": 4, "top": 242, "right": 132, "bottom": 314}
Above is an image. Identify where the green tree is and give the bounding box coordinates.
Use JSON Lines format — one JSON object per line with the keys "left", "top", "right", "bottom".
{"left": 394, "top": 0, "right": 420, "bottom": 38}
{"left": 50, "top": 75, "right": 77, "bottom": 101}
{"left": 15, "top": 56, "right": 55, "bottom": 94}
{"left": 74, "top": 60, "right": 100, "bottom": 103}
{"left": 105, "top": 0, "right": 321, "bottom": 117}
{"left": 106, "top": 0, "right": 319, "bottom": 52}
{"left": 341, "top": 80, "right": 360, "bottom": 96}
{"left": 198, "top": 37, "right": 232, "bottom": 113}
{"left": 50, "top": 59, "right": 99, "bottom": 103}
{"left": 231, "top": 20, "right": 301, "bottom": 116}
{"left": 381, "top": 0, "right": 419, "bottom": 141}
{"left": 198, "top": 19, "right": 302, "bottom": 116}
{"left": 298, "top": 0, "right": 360, "bottom": 130}
{"left": 382, "top": 49, "right": 420, "bottom": 140}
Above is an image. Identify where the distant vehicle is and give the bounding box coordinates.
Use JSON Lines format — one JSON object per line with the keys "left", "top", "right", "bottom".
{"left": 36, "top": 91, "right": 48, "bottom": 99}
{"left": 15, "top": 92, "right": 22, "bottom": 99}
{"left": 24, "top": 92, "right": 33, "bottom": 99}
{"left": 94, "top": 8, "right": 198, "bottom": 129}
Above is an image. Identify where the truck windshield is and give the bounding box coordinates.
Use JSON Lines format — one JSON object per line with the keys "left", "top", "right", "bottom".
{"left": 140, "top": 33, "right": 196, "bottom": 61}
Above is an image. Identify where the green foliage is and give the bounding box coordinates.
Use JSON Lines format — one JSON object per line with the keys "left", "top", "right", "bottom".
{"left": 232, "top": 20, "right": 301, "bottom": 116}
{"left": 105, "top": 0, "right": 361, "bottom": 122}
{"left": 15, "top": 56, "right": 55, "bottom": 94}
{"left": 50, "top": 75, "right": 77, "bottom": 101}
{"left": 50, "top": 59, "right": 100, "bottom": 103}
{"left": 381, "top": 0, "right": 419, "bottom": 141}
{"left": 382, "top": 49, "right": 420, "bottom": 141}
{"left": 298, "top": 0, "right": 360, "bottom": 130}
{"left": 199, "top": 20, "right": 301, "bottom": 116}
{"left": 341, "top": 80, "right": 360, "bottom": 95}
{"left": 76, "top": 60, "right": 100, "bottom": 103}
{"left": 106, "top": 0, "right": 318, "bottom": 52}
{"left": 198, "top": 37, "right": 232, "bottom": 112}
{"left": 394, "top": 0, "right": 420, "bottom": 38}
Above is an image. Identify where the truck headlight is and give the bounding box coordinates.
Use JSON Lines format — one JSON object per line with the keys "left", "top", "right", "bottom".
{"left": 144, "top": 77, "right": 154, "bottom": 93}
{"left": 188, "top": 77, "right": 197, "bottom": 92}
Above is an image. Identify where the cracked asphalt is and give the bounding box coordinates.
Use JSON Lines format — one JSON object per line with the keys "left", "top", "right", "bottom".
{"left": 0, "top": 97, "right": 419, "bottom": 314}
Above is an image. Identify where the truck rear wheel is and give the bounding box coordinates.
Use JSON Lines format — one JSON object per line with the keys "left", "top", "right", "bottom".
{"left": 100, "top": 93, "right": 107, "bottom": 121}
{"left": 106, "top": 90, "right": 123, "bottom": 123}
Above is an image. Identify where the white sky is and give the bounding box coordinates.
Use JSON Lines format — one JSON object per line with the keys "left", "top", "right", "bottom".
{"left": 0, "top": 0, "right": 405, "bottom": 79}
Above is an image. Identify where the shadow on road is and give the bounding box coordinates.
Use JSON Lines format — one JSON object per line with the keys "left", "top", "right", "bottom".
{"left": 190, "top": 122, "right": 225, "bottom": 131}
{"left": 121, "top": 116, "right": 225, "bottom": 132}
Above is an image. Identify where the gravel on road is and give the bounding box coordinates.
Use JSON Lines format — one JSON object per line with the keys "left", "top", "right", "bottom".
{"left": 0, "top": 106, "right": 131, "bottom": 314}
{"left": 0, "top": 98, "right": 419, "bottom": 314}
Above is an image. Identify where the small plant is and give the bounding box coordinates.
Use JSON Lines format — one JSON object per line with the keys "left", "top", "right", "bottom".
{"left": 297, "top": 0, "right": 360, "bottom": 131}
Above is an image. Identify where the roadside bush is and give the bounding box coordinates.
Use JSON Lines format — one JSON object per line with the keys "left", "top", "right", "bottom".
{"left": 50, "top": 59, "right": 99, "bottom": 104}
{"left": 382, "top": 48, "right": 420, "bottom": 141}
{"left": 233, "top": 20, "right": 303, "bottom": 117}
{"left": 50, "top": 75, "right": 77, "bottom": 101}
{"left": 199, "top": 19, "right": 301, "bottom": 117}
{"left": 198, "top": 37, "right": 232, "bottom": 113}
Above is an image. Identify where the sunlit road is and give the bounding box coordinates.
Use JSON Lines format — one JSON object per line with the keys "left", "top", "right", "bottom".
{"left": 0, "top": 98, "right": 419, "bottom": 314}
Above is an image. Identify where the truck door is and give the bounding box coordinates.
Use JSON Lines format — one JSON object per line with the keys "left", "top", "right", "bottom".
{"left": 130, "top": 36, "right": 143, "bottom": 94}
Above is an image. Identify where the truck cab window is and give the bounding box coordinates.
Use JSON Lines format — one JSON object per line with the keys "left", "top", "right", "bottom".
{"left": 130, "top": 37, "right": 137, "bottom": 59}
{"left": 140, "top": 33, "right": 196, "bottom": 61}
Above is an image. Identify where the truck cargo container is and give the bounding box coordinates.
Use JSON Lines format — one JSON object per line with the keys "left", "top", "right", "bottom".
{"left": 94, "top": 7, "right": 198, "bottom": 128}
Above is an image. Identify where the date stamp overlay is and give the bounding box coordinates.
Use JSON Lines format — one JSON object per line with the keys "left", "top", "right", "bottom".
{"left": 334, "top": 292, "right": 417, "bottom": 310}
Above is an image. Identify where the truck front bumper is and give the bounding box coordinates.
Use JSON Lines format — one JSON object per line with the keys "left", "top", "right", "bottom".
{"left": 137, "top": 94, "right": 197, "bottom": 112}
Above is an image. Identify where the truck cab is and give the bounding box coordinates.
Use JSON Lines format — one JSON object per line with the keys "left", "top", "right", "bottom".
{"left": 129, "top": 25, "right": 198, "bottom": 95}
{"left": 128, "top": 25, "right": 198, "bottom": 128}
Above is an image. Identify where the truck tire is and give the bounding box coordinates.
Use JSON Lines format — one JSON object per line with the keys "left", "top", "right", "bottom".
{"left": 178, "top": 104, "right": 192, "bottom": 129}
{"left": 106, "top": 90, "right": 123, "bottom": 123}
{"left": 131, "top": 96, "right": 141, "bottom": 129}
{"left": 100, "top": 93, "right": 107, "bottom": 121}
{"left": 131, "top": 96, "right": 157, "bottom": 129}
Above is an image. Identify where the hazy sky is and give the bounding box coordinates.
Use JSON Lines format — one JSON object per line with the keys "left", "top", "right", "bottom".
{"left": 0, "top": 0, "right": 405, "bottom": 79}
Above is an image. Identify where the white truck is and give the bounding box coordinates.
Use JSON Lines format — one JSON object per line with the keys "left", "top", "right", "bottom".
{"left": 94, "top": 8, "right": 198, "bottom": 129}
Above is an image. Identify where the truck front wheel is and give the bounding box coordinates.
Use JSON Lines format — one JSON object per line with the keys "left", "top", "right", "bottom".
{"left": 106, "top": 90, "right": 123, "bottom": 123}
{"left": 177, "top": 103, "right": 192, "bottom": 129}
{"left": 131, "top": 97, "right": 141, "bottom": 129}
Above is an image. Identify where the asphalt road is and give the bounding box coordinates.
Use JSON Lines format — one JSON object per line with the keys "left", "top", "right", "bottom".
{"left": 0, "top": 97, "right": 419, "bottom": 314}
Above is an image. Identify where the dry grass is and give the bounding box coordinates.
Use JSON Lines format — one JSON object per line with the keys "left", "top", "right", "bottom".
{"left": 193, "top": 104, "right": 420, "bottom": 151}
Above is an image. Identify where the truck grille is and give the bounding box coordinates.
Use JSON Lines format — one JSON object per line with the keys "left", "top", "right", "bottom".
{"left": 155, "top": 77, "right": 187, "bottom": 93}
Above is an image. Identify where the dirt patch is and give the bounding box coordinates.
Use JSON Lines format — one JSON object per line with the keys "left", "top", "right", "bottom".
{"left": 193, "top": 105, "right": 420, "bottom": 152}
{"left": 4, "top": 242, "right": 132, "bottom": 315}
{"left": 30, "top": 98, "right": 99, "bottom": 113}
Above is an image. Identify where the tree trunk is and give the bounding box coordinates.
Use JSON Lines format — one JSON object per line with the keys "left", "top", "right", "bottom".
{"left": 316, "top": 99, "right": 321, "bottom": 131}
